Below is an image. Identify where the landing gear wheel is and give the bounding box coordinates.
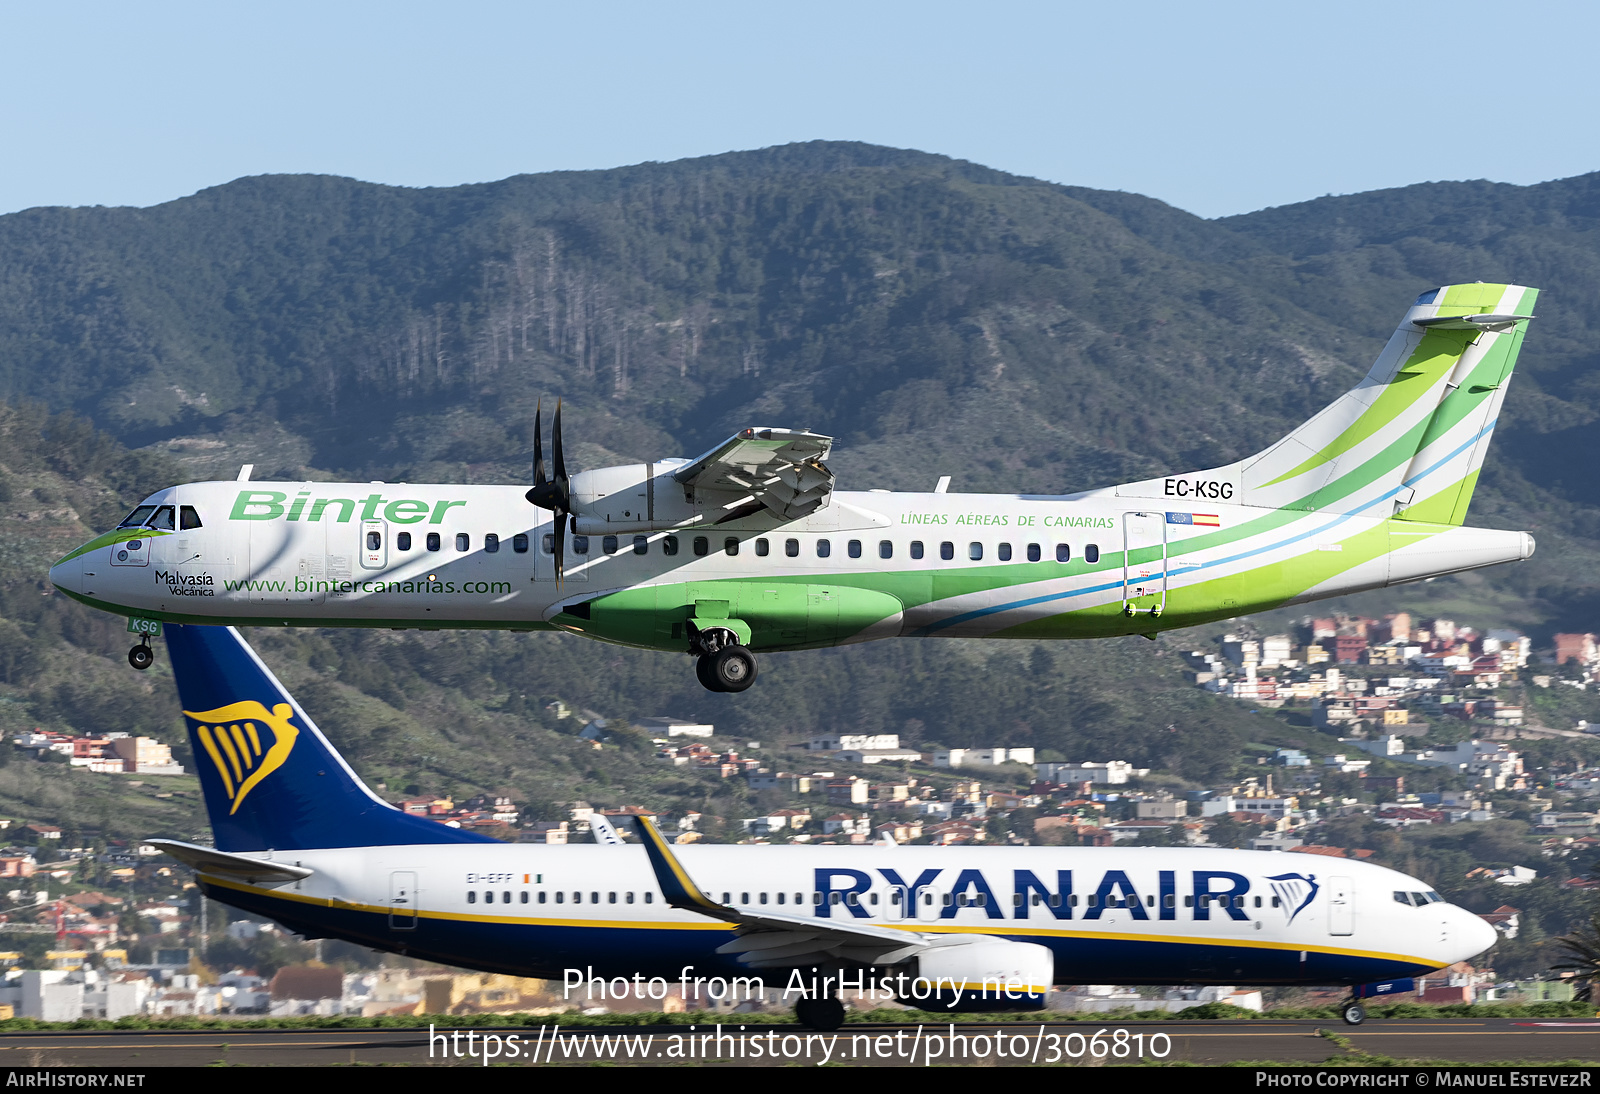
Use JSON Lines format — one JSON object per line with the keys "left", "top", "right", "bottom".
{"left": 128, "top": 643, "right": 154, "bottom": 671}
{"left": 704, "top": 646, "right": 757, "bottom": 693}
{"left": 1341, "top": 1002, "right": 1366, "bottom": 1026}
{"left": 795, "top": 997, "right": 844, "bottom": 1031}
{"left": 695, "top": 655, "right": 726, "bottom": 693}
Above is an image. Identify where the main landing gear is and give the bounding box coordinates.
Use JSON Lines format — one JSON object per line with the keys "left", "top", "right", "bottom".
{"left": 1341, "top": 1000, "right": 1367, "bottom": 1026}
{"left": 690, "top": 625, "right": 758, "bottom": 693}
{"left": 128, "top": 638, "right": 154, "bottom": 671}
{"left": 794, "top": 997, "right": 844, "bottom": 1031}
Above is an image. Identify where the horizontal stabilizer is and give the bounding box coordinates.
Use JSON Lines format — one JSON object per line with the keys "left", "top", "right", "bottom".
{"left": 147, "top": 838, "right": 312, "bottom": 885}
{"left": 1414, "top": 313, "right": 1534, "bottom": 332}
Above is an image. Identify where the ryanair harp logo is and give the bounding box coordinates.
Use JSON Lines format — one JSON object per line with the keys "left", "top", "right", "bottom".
{"left": 183, "top": 701, "right": 300, "bottom": 814}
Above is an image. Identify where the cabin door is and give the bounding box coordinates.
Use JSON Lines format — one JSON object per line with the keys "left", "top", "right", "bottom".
{"left": 1327, "top": 876, "right": 1353, "bottom": 936}
{"left": 389, "top": 870, "right": 419, "bottom": 929}
{"left": 1121, "top": 511, "right": 1167, "bottom": 616}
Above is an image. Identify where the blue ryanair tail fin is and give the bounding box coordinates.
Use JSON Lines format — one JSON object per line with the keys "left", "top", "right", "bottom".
{"left": 165, "top": 624, "right": 495, "bottom": 852}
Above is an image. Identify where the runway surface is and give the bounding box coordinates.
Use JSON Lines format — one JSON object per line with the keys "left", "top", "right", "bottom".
{"left": 0, "top": 1018, "right": 1596, "bottom": 1066}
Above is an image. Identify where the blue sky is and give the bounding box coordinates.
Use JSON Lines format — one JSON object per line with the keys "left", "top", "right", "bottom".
{"left": 3, "top": 1, "right": 1597, "bottom": 219}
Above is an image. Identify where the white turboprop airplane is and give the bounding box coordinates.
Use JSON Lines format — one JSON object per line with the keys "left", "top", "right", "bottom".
{"left": 51, "top": 283, "right": 1538, "bottom": 691}
{"left": 152, "top": 623, "right": 1497, "bottom": 1029}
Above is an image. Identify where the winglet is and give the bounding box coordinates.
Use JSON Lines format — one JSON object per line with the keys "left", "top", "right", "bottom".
{"left": 628, "top": 815, "right": 738, "bottom": 922}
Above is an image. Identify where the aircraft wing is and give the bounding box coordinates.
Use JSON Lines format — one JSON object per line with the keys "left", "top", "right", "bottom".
{"left": 628, "top": 816, "right": 928, "bottom": 966}
{"left": 147, "top": 838, "right": 313, "bottom": 886}
{"left": 674, "top": 428, "right": 834, "bottom": 522}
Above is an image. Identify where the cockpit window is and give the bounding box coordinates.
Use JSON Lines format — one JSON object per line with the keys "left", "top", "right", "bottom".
{"left": 118, "top": 506, "right": 157, "bottom": 529}
{"left": 1423, "top": 891, "right": 1443, "bottom": 904}
{"left": 149, "top": 506, "right": 175, "bottom": 531}
{"left": 180, "top": 505, "right": 202, "bottom": 530}
{"left": 1394, "top": 891, "right": 1414, "bottom": 906}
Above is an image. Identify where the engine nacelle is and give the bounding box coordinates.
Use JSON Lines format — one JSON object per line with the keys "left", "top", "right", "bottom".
{"left": 910, "top": 938, "right": 1053, "bottom": 1012}
{"left": 569, "top": 460, "right": 697, "bottom": 533}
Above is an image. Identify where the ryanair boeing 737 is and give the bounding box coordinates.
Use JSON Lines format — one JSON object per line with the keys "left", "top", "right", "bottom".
{"left": 51, "top": 284, "right": 1538, "bottom": 692}
{"left": 154, "top": 623, "right": 1497, "bottom": 1029}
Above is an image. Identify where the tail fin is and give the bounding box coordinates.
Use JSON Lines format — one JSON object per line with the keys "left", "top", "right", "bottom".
{"left": 1109, "top": 283, "right": 1537, "bottom": 523}
{"left": 165, "top": 624, "right": 494, "bottom": 852}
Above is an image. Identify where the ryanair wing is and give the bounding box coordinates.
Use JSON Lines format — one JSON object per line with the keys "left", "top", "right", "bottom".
{"left": 629, "top": 816, "right": 926, "bottom": 966}
{"left": 147, "top": 838, "right": 313, "bottom": 886}
{"left": 674, "top": 428, "right": 834, "bottom": 522}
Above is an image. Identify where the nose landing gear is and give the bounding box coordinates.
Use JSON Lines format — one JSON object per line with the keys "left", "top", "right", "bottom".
{"left": 128, "top": 638, "right": 154, "bottom": 671}
{"left": 689, "top": 625, "right": 758, "bottom": 693}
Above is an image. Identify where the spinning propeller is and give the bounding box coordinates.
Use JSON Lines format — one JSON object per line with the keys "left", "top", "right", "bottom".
{"left": 526, "top": 400, "right": 571, "bottom": 581}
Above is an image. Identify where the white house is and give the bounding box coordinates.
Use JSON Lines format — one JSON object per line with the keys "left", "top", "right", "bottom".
{"left": 934, "top": 748, "right": 1036, "bottom": 768}
{"left": 808, "top": 734, "right": 900, "bottom": 752}
{"left": 635, "top": 717, "right": 714, "bottom": 738}
{"left": 1037, "top": 761, "right": 1149, "bottom": 785}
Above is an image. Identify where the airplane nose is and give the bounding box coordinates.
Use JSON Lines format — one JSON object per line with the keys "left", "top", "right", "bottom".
{"left": 48, "top": 556, "right": 79, "bottom": 594}
{"left": 1457, "top": 907, "right": 1498, "bottom": 959}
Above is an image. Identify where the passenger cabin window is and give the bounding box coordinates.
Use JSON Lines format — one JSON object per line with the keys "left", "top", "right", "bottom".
{"left": 969, "top": 542, "right": 983, "bottom": 560}
{"left": 484, "top": 533, "right": 499, "bottom": 553}
{"left": 467, "top": 892, "right": 477, "bottom": 904}
{"left": 603, "top": 535, "right": 618, "bottom": 555}
{"left": 397, "top": 532, "right": 412, "bottom": 551}
{"left": 513, "top": 533, "right": 529, "bottom": 553}
{"left": 427, "top": 532, "right": 441, "bottom": 552}
{"left": 755, "top": 538, "right": 770, "bottom": 557}
{"left": 366, "top": 531, "right": 382, "bottom": 551}
{"left": 1056, "top": 544, "right": 1071, "bottom": 562}
{"left": 179, "top": 505, "right": 202, "bottom": 530}
{"left": 663, "top": 536, "right": 679, "bottom": 556}
{"left": 724, "top": 537, "right": 739, "bottom": 556}
{"left": 456, "top": 533, "right": 469, "bottom": 552}
{"left": 118, "top": 506, "right": 157, "bottom": 528}
{"left": 998, "top": 543, "right": 1012, "bottom": 561}
{"left": 149, "top": 506, "right": 175, "bottom": 531}
{"left": 817, "top": 539, "right": 831, "bottom": 558}
{"left": 542, "top": 534, "right": 554, "bottom": 554}
{"left": 693, "top": 536, "right": 709, "bottom": 557}
{"left": 1085, "top": 544, "right": 1100, "bottom": 563}
{"left": 574, "top": 536, "right": 589, "bottom": 555}
{"left": 847, "top": 540, "right": 862, "bottom": 558}
{"left": 634, "top": 535, "right": 648, "bottom": 555}
{"left": 1027, "top": 543, "right": 1041, "bottom": 562}
{"left": 910, "top": 541, "right": 924, "bottom": 559}
{"left": 785, "top": 538, "right": 799, "bottom": 557}
{"left": 940, "top": 541, "right": 954, "bottom": 560}
{"left": 879, "top": 540, "right": 892, "bottom": 559}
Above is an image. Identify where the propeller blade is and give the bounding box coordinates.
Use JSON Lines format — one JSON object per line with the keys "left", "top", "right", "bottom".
{"left": 552, "top": 399, "right": 568, "bottom": 490}
{"left": 532, "top": 400, "right": 546, "bottom": 489}
{"left": 552, "top": 512, "right": 566, "bottom": 585}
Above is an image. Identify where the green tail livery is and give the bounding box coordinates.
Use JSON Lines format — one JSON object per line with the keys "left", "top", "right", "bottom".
{"left": 51, "top": 284, "right": 1538, "bottom": 692}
